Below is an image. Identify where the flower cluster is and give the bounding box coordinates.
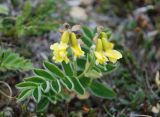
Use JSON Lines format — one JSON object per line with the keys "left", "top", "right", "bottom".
{"left": 50, "top": 30, "right": 84, "bottom": 63}
{"left": 94, "top": 32, "right": 122, "bottom": 65}
{"left": 50, "top": 26, "right": 122, "bottom": 65}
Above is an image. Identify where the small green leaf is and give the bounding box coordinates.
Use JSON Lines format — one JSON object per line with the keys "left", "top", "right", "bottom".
{"left": 106, "top": 63, "right": 117, "bottom": 72}
{"left": 44, "top": 61, "right": 65, "bottom": 78}
{"left": 93, "top": 27, "right": 97, "bottom": 34}
{"left": 24, "top": 76, "right": 45, "bottom": 84}
{"left": 16, "top": 82, "right": 37, "bottom": 89}
{"left": 81, "top": 46, "right": 90, "bottom": 54}
{"left": 68, "top": 77, "right": 85, "bottom": 95}
{"left": 47, "top": 96, "right": 57, "bottom": 104}
{"left": 40, "top": 81, "right": 50, "bottom": 93}
{"left": 77, "top": 58, "right": 86, "bottom": 70}
{"left": 62, "top": 62, "right": 73, "bottom": 76}
{"left": 82, "top": 26, "right": 94, "bottom": 39}
{"left": 17, "top": 89, "right": 33, "bottom": 102}
{"left": 37, "top": 97, "right": 49, "bottom": 112}
{"left": 51, "top": 80, "right": 61, "bottom": 93}
{"left": 60, "top": 76, "right": 73, "bottom": 90}
{"left": 44, "top": 61, "right": 73, "bottom": 90}
{"left": 81, "top": 36, "right": 92, "bottom": 47}
{"left": 32, "top": 87, "right": 41, "bottom": 102}
{"left": 79, "top": 77, "right": 91, "bottom": 88}
{"left": 97, "top": 64, "right": 107, "bottom": 71}
{"left": 34, "top": 69, "right": 55, "bottom": 81}
{"left": 90, "top": 81, "right": 116, "bottom": 99}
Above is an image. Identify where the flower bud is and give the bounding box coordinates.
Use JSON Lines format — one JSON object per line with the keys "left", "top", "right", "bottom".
{"left": 100, "top": 32, "right": 107, "bottom": 39}
{"left": 61, "top": 31, "right": 70, "bottom": 44}
{"left": 71, "top": 32, "right": 84, "bottom": 58}
{"left": 71, "top": 32, "right": 78, "bottom": 46}
{"left": 101, "top": 38, "right": 114, "bottom": 51}
{"left": 96, "top": 39, "right": 103, "bottom": 52}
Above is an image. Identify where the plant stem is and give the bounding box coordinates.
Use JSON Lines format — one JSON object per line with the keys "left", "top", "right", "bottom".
{"left": 78, "top": 55, "right": 95, "bottom": 79}
{"left": 103, "top": 105, "right": 114, "bottom": 117}
{"left": 73, "top": 60, "right": 77, "bottom": 77}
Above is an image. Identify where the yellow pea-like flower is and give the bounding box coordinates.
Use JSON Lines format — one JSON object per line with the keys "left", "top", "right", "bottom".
{"left": 104, "top": 49, "right": 122, "bottom": 63}
{"left": 101, "top": 37, "right": 122, "bottom": 63}
{"left": 50, "top": 31, "right": 70, "bottom": 63}
{"left": 94, "top": 39, "right": 108, "bottom": 65}
{"left": 71, "top": 32, "right": 84, "bottom": 58}
{"left": 50, "top": 43, "right": 69, "bottom": 63}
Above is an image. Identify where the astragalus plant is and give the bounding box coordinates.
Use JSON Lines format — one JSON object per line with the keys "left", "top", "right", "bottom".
{"left": 16, "top": 23, "right": 122, "bottom": 111}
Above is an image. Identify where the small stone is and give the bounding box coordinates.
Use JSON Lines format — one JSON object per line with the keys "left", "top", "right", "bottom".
{"left": 70, "top": 7, "right": 88, "bottom": 21}
{"left": 3, "top": 107, "right": 13, "bottom": 117}
{"left": 67, "top": 0, "right": 81, "bottom": 6}
{"left": 27, "top": 102, "right": 36, "bottom": 112}
{"left": 47, "top": 114, "right": 56, "bottom": 117}
{"left": 80, "top": 0, "right": 93, "bottom": 6}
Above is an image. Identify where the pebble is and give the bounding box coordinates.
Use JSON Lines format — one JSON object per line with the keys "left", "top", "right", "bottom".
{"left": 70, "top": 6, "right": 88, "bottom": 21}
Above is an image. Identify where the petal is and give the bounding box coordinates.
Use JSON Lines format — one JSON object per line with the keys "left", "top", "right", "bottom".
{"left": 60, "top": 31, "right": 70, "bottom": 44}
{"left": 59, "top": 43, "right": 68, "bottom": 50}
{"left": 71, "top": 32, "right": 78, "bottom": 46}
{"left": 50, "top": 43, "right": 59, "bottom": 50}
{"left": 72, "top": 45, "right": 84, "bottom": 58}
{"left": 94, "top": 51, "right": 108, "bottom": 65}
{"left": 105, "top": 41, "right": 114, "bottom": 50}
{"left": 51, "top": 43, "right": 69, "bottom": 63}
{"left": 108, "top": 58, "right": 117, "bottom": 63}
{"left": 96, "top": 39, "right": 103, "bottom": 52}
{"left": 94, "top": 51, "right": 102, "bottom": 60}
{"left": 105, "top": 49, "right": 122, "bottom": 59}
{"left": 102, "top": 38, "right": 114, "bottom": 50}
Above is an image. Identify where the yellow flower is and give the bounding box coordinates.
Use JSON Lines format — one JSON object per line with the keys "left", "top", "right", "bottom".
{"left": 94, "top": 51, "right": 108, "bottom": 65}
{"left": 101, "top": 38, "right": 122, "bottom": 63}
{"left": 104, "top": 49, "right": 122, "bottom": 63}
{"left": 50, "top": 31, "right": 70, "bottom": 63}
{"left": 72, "top": 45, "right": 84, "bottom": 58}
{"left": 94, "top": 39, "right": 108, "bottom": 65}
{"left": 71, "top": 32, "right": 84, "bottom": 58}
{"left": 50, "top": 43, "right": 69, "bottom": 63}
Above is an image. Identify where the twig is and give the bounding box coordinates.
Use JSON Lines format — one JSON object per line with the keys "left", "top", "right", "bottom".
{"left": 130, "top": 113, "right": 152, "bottom": 117}
{"left": 103, "top": 105, "right": 114, "bottom": 117}
{"left": 0, "top": 81, "right": 15, "bottom": 102}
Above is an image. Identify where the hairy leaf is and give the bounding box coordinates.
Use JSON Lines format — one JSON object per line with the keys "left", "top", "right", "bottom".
{"left": 90, "top": 81, "right": 116, "bottom": 99}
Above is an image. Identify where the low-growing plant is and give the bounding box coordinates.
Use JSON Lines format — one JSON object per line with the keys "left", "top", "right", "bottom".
{"left": 0, "top": 0, "right": 59, "bottom": 37}
{"left": 0, "top": 48, "right": 33, "bottom": 72}
{"left": 16, "top": 24, "right": 123, "bottom": 112}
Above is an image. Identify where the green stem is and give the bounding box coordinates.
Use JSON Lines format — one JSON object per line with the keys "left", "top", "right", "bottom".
{"left": 73, "top": 60, "right": 77, "bottom": 77}
{"left": 77, "top": 71, "right": 85, "bottom": 79}
{"left": 78, "top": 55, "right": 95, "bottom": 79}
